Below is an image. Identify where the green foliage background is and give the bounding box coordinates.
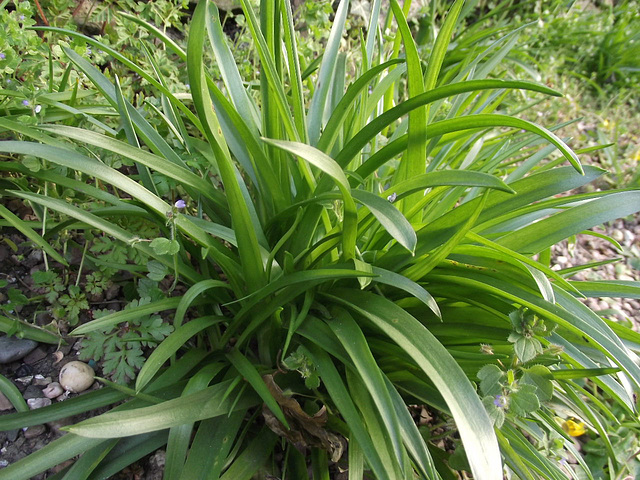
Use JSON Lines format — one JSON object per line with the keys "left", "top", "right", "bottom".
{"left": 0, "top": 0, "right": 639, "bottom": 479}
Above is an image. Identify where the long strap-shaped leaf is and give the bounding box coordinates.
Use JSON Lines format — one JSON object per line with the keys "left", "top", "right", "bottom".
{"left": 38, "top": 125, "right": 221, "bottom": 203}
{"left": 237, "top": 0, "right": 298, "bottom": 141}
{"left": 316, "top": 59, "right": 405, "bottom": 153}
{"left": 206, "top": 2, "right": 260, "bottom": 134}
{"left": 164, "top": 362, "right": 226, "bottom": 480}
{"left": 263, "top": 138, "right": 358, "bottom": 260}
{"left": 136, "top": 317, "right": 225, "bottom": 392}
{"left": 188, "top": 0, "right": 265, "bottom": 292}
{"left": 64, "top": 379, "right": 259, "bottom": 438}
{"left": 226, "top": 348, "right": 289, "bottom": 429}
{"left": 0, "top": 204, "right": 67, "bottom": 266}
{"left": 7, "top": 191, "right": 207, "bottom": 286}
{"left": 327, "top": 309, "right": 405, "bottom": 470}
{"left": 323, "top": 288, "right": 503, "bottom": 480}
{"left": 496, "top": 191, "right": 640, "bottom": 254}
{"left": 179, "top": 411, "right": 245, "bottom": 480}
{"left": 307, "top": 0, "right": 351, "bottom": 145}
{"left": 0, "top": 433, "right": 105, "bottom": 480}
{"left": 378, "top": 166, "right": 603, "bottom": 269}
{"left": 389, "top": 0, "right": 427, "bottom": 215}
{"left": 302, "top": 343, "right": 393, "bottom": 480}
{"left": 333, "top": 79, "right": 563, "bottom": 170}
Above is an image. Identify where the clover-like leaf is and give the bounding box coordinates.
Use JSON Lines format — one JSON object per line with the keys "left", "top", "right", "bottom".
{"left": 477, "top": 364, "right": 504, "bottom": 397}
{"left": 520, "top": 365, "right": 554, "bottom": 402}
{"left": 509, "top": 384, "right": 540, "bottom": 416}
{"left": 482, "top": 396, "right": 506, "bottom": 428}
{"left": 150, "top": 238, "right": 180, "bottom": 255}
{"left": 510, "top": 333, "right": 543, "bottom": 363}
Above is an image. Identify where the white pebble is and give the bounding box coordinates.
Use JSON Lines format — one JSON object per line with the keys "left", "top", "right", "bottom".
{"left": 27, "top": 398, "right": 52, "bottom": 409}
{"left": 59, "top": 361, "right": 95, "bottom": 393}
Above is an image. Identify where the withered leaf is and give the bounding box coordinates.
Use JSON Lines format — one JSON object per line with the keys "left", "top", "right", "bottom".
{"left": 262, "top": 374, "right": 345, "bottom": 462}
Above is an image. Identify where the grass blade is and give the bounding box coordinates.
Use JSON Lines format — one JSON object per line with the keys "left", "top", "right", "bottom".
{"left": 324, "top": 289, "right": 503, "bottom": 480}
{"left": 352, "top": 189, "right": 416, "bottom": 253}
{"left": 307, "top": 0, "right": 351, "bottom": 145}
{"left": 188, "top": 0, "right": 266, "bottom": 292}
{"left": 136, "top": 317, "right": 225, "bottom": 392}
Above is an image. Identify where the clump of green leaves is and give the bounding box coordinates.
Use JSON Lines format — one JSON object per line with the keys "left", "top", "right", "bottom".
{"left": 478, "top": 363, "right": 554, "bottom": 428}
{"left": 1, "top": 0, "right": 640, "bottom": 479}
{"left": 78, "top": 296, "right": 174, "bottom": 384}
{"left": 282, "top": 346, "right": 320, "bottom": 390}
{"left": 508, "top": 308, "right": 555, "bottom": 363}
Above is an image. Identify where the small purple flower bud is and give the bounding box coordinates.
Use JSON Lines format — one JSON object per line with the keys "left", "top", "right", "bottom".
{"left": 387, "top": 192, "right": 397, "bottom": 203}
{"left": 86, "top": 47, "right": 92, "bottom": 55}
{"left": 0, "top": 52, "right": 5, "bottom": 60}
{"left": 19, "top": 15, "right": 25, "bottom": 21}
{"left": 22, "top": 99, "right": 30, "bottom": 107}
{"left": 174, "top": 199, "right": 186, "bottom": 209}
{"left": 35, "top": 105, "right": 42, "bottom": 114}
{"left": 185, "top": 83, "right": 190, "bottom": 89}
{"left": 493, "top": 395, "right": 508, "bottom": 409}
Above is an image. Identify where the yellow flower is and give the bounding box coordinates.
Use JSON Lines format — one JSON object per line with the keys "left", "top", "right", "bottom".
{"left": 562, "top": 417, "right": 587, "bottom": 436}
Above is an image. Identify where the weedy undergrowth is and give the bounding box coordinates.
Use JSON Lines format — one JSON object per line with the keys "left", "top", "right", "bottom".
{"left": 1, "top": 0, "right": 640, "bottom": 478}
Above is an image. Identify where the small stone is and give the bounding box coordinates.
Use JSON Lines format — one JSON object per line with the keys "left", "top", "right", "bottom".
{"left": 611, "top": 229, "right": 624, "bottom": 242}
{"left": 14, "top": 363, "right": 34, "bottom": 377}
{"left": 23, "top": 424, "right": 46, "bottom": 439}
{"left": 23, "top": 347, "right": 48, "bottom": 365}
{"left": 23, "top": 385, "right": 45, "bottom": 400}
{"left": 598, "top": 301, "right": 609, "bottom": 310}
{"left": 618, "top": 274, "right": 635, "bottom": 281}
{"left": 27, "top": 397, "right": 51, "bottom": 409}
{"left": 33, "top": 375, "right": 51, "bottom": 386}
{"left": 6, "top": 429, "right": 19, "bottom": 442}
{"left": 0, "top": 391, "right": 14, "bottom": 411}
{"left": 43, "top": 382, "right": 64, "bottom": 399}
{"left": 14, "top": 375, "right": 33, "bottom": 385}
{"left": 59, "top": 361, "right": 95, "bottom": 393}
{"left": 0, "top": 336, "right": 38, "bottom": 364}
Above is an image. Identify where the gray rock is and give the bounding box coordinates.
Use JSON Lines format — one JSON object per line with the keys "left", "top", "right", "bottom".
{"left": 23, "top": 424, "right": 46, "bottom": 439}
{"left": 0, "top": 336, "right": 38, "bottom": 364}
{"left": 24, "top": 347, "right": 48, "bottom": 365}
{"left": 23, "top": 385, "right": 45, "bottom": 400}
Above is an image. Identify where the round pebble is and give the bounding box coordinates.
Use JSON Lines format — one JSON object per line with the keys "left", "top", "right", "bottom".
{"left": 59, "top": 361, "right": 95, "bottom": 393}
